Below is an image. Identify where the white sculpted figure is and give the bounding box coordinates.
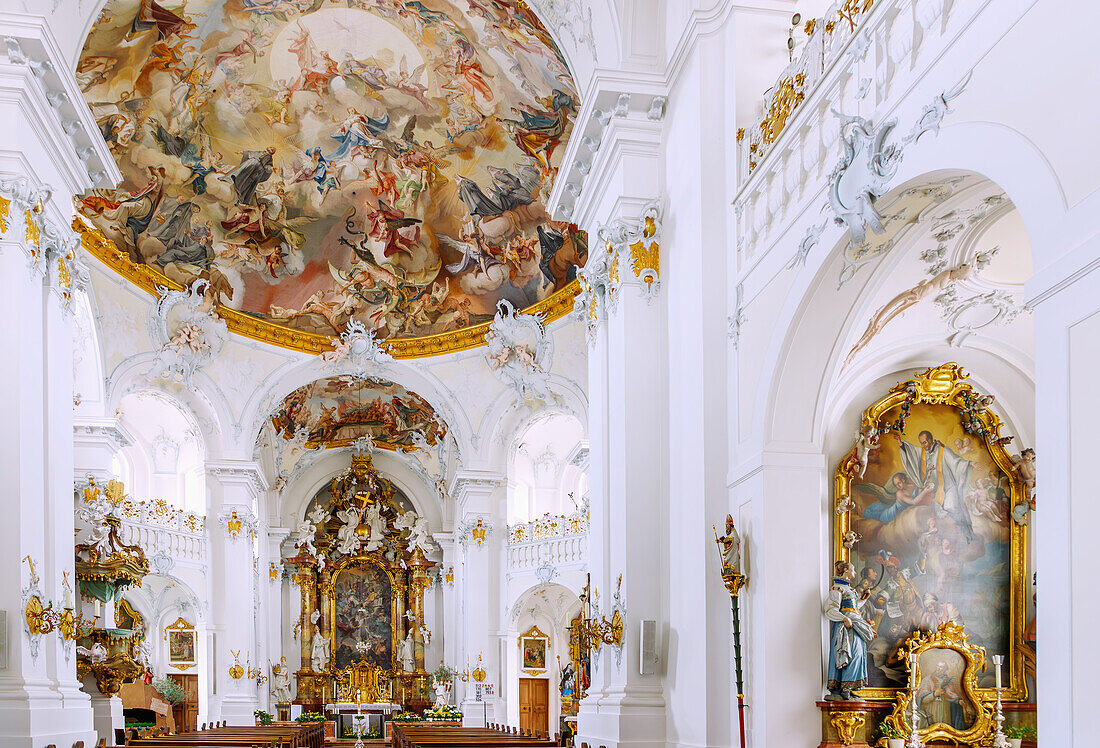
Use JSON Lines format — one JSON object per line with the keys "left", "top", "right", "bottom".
{"left": 91, "top": 642, "right": 108, "bottom": 663}
{"left": 406, "top": 516, "right": 434, "bottom": 555}
{"left": 399, "top": 632, "right": 415, "bottom": 672}
{"left": 394, "top": 509, "right": 417, "bottom": 532}
{"left": 294, "top": 515, "right": 318, "bottom": 557}
{"left": 433, "top": 680, "right": 449, "bottom": 708}
{"left": 715, "top": 514, "right": 740, "bottom": 574}
{"left": 310, "top": 631, "right": 329, "bottom": 672}
{"left": 363, "top": 503, "right": 387, "bottom": 552}
{"left": 851, "top": 425, "right": 881, "bottom": 479}
{"left": 335, "top": 506, "right": 363, "bottom": 556}
{"left": 272, "top": 660, "right": 294, "bottom": 703}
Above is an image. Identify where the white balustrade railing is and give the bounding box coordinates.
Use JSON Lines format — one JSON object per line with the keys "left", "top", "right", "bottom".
{"left": 734, "top": 0, "right": 976, "bottom": 265}
{"left": 118, "top": 498, "right": 207, "bottom": 568}
{"left": 506, "top": 508, "right": 588, "bottom": 573}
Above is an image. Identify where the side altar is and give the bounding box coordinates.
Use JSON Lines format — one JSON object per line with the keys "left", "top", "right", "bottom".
{"left": 288, "top": 447, "right": 436, "bottom": 713}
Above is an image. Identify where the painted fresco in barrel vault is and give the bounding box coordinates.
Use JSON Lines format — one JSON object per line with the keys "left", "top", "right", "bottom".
{"left": 76, "top": 0, "right": 586, "bottom": 344}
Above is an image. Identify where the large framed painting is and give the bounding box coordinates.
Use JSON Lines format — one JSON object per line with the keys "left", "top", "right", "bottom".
{"left": 520, "top": 625, "right": 549, "bottom": 674}
{"left": 331, "top": 561, "right": 395, "bottom": 671}
{"left": 164, "top": 617, "right": 196, "bottom": 670}
{"left": 834, "top": 364, "right": 1027, "bottom": 700}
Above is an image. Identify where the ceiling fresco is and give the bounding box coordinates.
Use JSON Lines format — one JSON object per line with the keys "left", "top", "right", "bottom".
{"left": 75, "top": 0, "right": 586, "bottom": 354}
{"left": 269, "top": 374, "right": 447, "bottom": 448}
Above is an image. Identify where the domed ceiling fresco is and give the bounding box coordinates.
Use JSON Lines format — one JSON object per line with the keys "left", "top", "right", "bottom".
{"left": 76, "top": 0, "right": 585, "bottom": 355}
{"left": 269, "top": 375, "right": 446, "bottom": 448}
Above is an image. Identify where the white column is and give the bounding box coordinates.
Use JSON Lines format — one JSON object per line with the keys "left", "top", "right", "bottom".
{"left": 262, "top": 527, "right": 290, "bottom": 712}
{"left": 0, "top": 14, "right": 117, "bottom": 745}
{"left": 452, "top": 473, "right": 506, "bottom": 726}
{"left": 1029, "top": 234, "right": 1100, "bottom": 746}
{"left": 205, "top": 461, "right": 267, "bottom": 725}
{"left": 433, "top": 533, "right": 458, "bottom": 674}
{"left": 571, "top": 99, "right": 667, "bottom": 748}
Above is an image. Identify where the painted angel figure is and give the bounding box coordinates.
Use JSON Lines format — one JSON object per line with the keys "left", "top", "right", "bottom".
{"left": 715, "top": 514, "right": 741, "bottom": 574}
{"left": 335, "top": 507, "right": 363, "bottom": 556}
{"left": 407, "top": 516, "right": 434, "bottom": 555}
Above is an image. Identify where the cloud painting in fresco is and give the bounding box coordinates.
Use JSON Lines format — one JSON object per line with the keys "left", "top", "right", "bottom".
{"left": 77, "top": 0, "right": 586, "bottom": 341}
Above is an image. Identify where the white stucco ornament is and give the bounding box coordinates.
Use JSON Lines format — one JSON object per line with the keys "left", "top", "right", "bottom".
{"left": 147, "top": 280, "right": 227, "bottom": 386}
{"left": 826, "top": 111, "right": 902, "bottom": 246}
{"left": 321, "top": 319, "right": 394, "bottom": 377}
{"left": 485, "top": 299, "right": 554, "bottom": 402}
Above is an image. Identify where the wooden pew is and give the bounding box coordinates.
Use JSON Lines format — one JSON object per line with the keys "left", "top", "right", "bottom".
{"left": 391, "top": 724, "right": 559, "bottom": 748}
{"left": 128, "top": 723, "right": 323, "bottom": 748}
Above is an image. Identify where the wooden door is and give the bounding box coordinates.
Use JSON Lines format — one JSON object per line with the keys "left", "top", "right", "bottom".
{"left": 170, "top": 674, "right": 199, "bottom": 731}
{"left": 519, "top": 678, "right": 549, "bottom": 736}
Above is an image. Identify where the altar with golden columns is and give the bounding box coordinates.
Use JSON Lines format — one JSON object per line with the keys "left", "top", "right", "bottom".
{"left": 289, "top": 449, "right": 435, "bottom": 713}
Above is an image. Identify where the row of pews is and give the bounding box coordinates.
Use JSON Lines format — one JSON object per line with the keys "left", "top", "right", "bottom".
{"left": 392, "top": 723, "right": 561, "bottom": 748}
{"left": 125, "top": 723, "right": 324, "bottom": 748}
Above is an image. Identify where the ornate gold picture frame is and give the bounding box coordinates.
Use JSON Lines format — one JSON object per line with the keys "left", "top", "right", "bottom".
{"left": 881, "top": 622, "right": 993, "bottom": 745}
{"left": 520, "top": 624, "right": 549, "bottom": 674}
{"left": 164, "top": 616, "right": 196, "bottom": 670}
{"left": 834, "top": 364, "right": 1028, "bottom": 701}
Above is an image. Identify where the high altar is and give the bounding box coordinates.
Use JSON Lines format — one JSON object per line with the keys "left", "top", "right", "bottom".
{"left": 289, "top": 449, "right": 434, "bottom": 712}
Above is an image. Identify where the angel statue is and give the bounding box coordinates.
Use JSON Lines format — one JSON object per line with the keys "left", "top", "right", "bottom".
{"left": 406, "top": 516, "right": 434, "bottom": 555}
{"left": 1012, "top": 447, "right": 1036, "bottom": 509}
{"left": 294, "top": 514, "right": 318, "bottom": 557}
{"left": 850, "top": 424, "right": 881, "bottom": 479}
{"left": 394, "top": 509, "right": 417, "bottom": 532}
{"left": 363, "top": 503, "right": 387, "bottom": 552}
{"left": 335, "top": 506, "right": 363, "bottom": 556}
{"left": 715, "top": 514, "right": 741, "bottom": 574}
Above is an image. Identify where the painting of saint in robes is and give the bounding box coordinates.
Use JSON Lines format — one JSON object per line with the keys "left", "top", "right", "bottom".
{"left": 333, "top": 564, "right": 393, "bottom": 670}
{"left": 844, "top": 401, "right": 1014, "bottom": 689}
{"left": 916, "top": 650, "right": 975, "bottom": 730}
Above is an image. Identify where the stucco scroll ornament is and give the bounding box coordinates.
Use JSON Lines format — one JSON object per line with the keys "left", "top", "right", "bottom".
{"left": 573, "top": 249, "right": 618, "bottom": 344}
{"left": 826, "top": 111, "right": 902, "bottom": 248}
{"left": 599, "top": 199, "right": 662, "bottom": 301}
{"left": 904, "top": 71, "right": 972, "bottom": 144}
{"left": 528, "top": 0, "right": 597, "bottom": 61}
{"left": 485, "top": 299, "right": 555, "bottom": 402}
{"left": 321, "top": 319, "right": 394, "bottom": 377}
{"left": 727, "top": 283, "right": 747, "bottom": 349}
{"left": 0, "top": 176, "right": 53, "bottom": 276}
{"left": 147, "top": 280, "right": 228, "bottom": 387}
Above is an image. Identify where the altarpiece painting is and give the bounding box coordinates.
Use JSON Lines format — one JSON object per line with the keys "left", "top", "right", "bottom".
{"left": 333, "top": 563, "right": 393, "bottom": 670}
{"left": 834, "top": 364, "right": 1027, "bottom": 701}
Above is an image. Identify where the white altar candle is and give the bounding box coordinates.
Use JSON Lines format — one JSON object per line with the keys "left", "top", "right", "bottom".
{"left": 908, "top": 653, "right": 915, "bottom": 688}
{"left": 994, "top": 655, "right": 1002, "bottom": 690}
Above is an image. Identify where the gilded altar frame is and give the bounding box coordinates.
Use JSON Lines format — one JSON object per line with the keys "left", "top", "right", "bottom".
{"left": 833, "top": 364, "right": 1028, "bottom": 702}
{"left": 881, "top": 622, "right": 994, "bottom": 745}
{"left": 322, "top": 552, "right": 402, "bottom": 675}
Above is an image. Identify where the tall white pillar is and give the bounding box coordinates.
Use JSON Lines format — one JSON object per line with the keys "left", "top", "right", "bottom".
{"left": 433, "top": 533, "right": 458, "bottom": 674}
{"left": 205, "top": 460, "right": 267, "bottom": 724}
{"left": 452, "top": 472, "right": 505, "bottom": 726}
{"left": 261, "top": 527, "right": 290, "bottom": 712}
{"left": 570, "top": 96, "right": 668, "bottom": 748}
{"left": 0, "top": 14, "right": 117, "bottom": 746}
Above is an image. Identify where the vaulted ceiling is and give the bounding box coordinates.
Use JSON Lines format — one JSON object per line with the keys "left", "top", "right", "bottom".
{"left": 76, "top": 0, "right": 585, "bottom": 355}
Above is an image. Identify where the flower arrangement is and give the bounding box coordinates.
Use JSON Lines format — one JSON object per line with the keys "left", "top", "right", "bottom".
{"left": 254, "top": 710, "right": 274, "bottom": 726}
{"left": 423, "top": 704, "right": 462, "bottom": 722}
{"left": 391, "top": 711, "right": 423, "bottom": 722}
{"left": 295, "top": 711, "right": 327, "bottom": 723}
{"left": 432, "top": 663, "right": 458, "bottom": 685}
{"left": 1005, "top": 725, "right": 1037, "bottom": 739}
{"left": 878, "top": 722, "right": 906, "bottom": 739}
{"left": 150, "top": 676, "right": 190, "bottom": 705}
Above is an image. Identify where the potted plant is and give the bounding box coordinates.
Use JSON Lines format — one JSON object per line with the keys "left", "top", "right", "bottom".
{"left": 1005, "top": 725, "right": 1036, "bottom": 748}
{"left": 878, "top": 721, "right": 906, "bottom": 748}
{"left": 254, "top": 710, "right": 274, "bottom": 726}
{"left": 151, "top": 675, "right": 191, "bottom": 730}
